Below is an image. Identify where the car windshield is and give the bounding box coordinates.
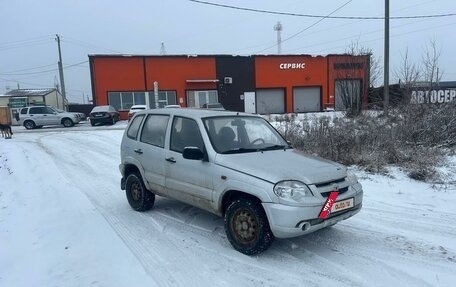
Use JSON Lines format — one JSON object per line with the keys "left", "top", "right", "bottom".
{"left": 202, "top": 116, "right": 290, "bottom": 154}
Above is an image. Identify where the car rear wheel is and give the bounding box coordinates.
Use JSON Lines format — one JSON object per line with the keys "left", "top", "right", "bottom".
{"left": 24, "top": 120, "right": 36, "bottom": 130}
{"left": 224, "top": 198, "right": 274, "bottom": 255}
{"left": 62, "top": 118, "right": 74, "bottom": 127}
{"left": 125, "top": 172, "right": 155, "bottom": 211}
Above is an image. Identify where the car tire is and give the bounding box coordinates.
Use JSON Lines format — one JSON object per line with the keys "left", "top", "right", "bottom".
{"left": 111, "top": 116, "right": 115, "bottom": 125}
{"left": 125, "top": 172, "right": 155, "bottom": 211}
{"left": 224, "top": 198, "right": 274, "bottom": 255}
{"left": 62, "top": 118, "right": 74, "bottom": 127}
{"left": 24, "top": 120, "right": 36, "bottom": 130}
{"left": 90, "top": 120, "right": 95, "bottom": 126}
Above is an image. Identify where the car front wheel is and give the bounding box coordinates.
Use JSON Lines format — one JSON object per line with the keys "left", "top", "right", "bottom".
{"left": 125, "top": 172, "right": 155, "bottom": 211}
{"left": 62, "top": 118, "right": 74, "bottom": 127}
{"left": 224, "top": 198, "right": 274, "bottom": 255}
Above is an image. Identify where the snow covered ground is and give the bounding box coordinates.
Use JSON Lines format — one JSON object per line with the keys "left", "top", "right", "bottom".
{"left": 1, "top": 122, "right": 455, "bottom": 287}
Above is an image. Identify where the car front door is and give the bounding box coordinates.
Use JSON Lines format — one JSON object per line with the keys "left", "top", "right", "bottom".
{"left": 43, "top": 107, "right": 61, "bottom": 125}
{"left": 164, "top": 116, "right": 214, "bottom": 208}
{"left": 135, "top": 114, "right": 170, "bottom": 194}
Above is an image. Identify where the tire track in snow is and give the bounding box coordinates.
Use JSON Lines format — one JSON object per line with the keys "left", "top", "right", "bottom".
{"left": 35, "top": 134, "right": 209, "bottom": 286}
{"left": 35, "top": 132, "right": 344, "bottom": 287}
{"left": 31, "top": 130, "right": 456, "bottom": 286}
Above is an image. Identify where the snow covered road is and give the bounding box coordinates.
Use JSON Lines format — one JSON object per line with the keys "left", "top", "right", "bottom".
{"left": 1, "top": 127, "right": 455, "bottom": 286}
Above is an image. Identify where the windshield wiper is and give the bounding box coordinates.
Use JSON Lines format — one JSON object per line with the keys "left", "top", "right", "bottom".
{"left": 220, "top": 148, "right": 259, "bottom": 154}
{"left": 259, "top": 145, "right": 291, "bottom": 151}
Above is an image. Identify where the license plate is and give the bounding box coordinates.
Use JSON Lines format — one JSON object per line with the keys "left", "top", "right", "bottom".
{"left": 331, "top": 198, "right": 354, "bottom": 213}
{"left": 94, "top": 114, "right": 103, "bottom": 117}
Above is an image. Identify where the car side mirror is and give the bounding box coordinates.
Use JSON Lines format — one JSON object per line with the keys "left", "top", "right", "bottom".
{"left": 182, "top": 147, "right": 204, "bottom": 160}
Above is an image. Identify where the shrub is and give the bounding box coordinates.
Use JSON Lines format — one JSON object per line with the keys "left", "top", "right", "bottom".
{"left": 273, "top": 102, "right": 455, "bottom": 182}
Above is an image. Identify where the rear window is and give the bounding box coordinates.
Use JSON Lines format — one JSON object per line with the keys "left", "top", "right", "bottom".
{"left": 91, "top": 106, "right": 110, "bottom": 113}
{"left": 127, "top": 115, "right": 144, "bottom": 139}
{"left": 140, "top": 114, "right": 169, "bottom": 148}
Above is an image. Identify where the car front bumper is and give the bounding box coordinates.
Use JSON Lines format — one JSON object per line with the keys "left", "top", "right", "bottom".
{"left": 262, "top": 188, "right": 363, "bottom": 238}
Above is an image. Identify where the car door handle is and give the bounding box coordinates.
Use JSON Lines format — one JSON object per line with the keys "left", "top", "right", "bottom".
{"left": 134, "top": 149, "right": 143, "bottom": 154}
{"left": 165, "top": 157, "right": 176, "bottom": 163}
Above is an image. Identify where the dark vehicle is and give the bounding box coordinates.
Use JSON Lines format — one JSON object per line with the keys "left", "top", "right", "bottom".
{"left": 89, "top": 105, "right": 120, "bottom": 126}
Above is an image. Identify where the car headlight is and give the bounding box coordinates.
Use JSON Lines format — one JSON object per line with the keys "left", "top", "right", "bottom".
{"left": 346, "top": 171, "right": 359, "bottom": 183}
{"left": 273, "top": 180, "right": 313, "bottom": 202}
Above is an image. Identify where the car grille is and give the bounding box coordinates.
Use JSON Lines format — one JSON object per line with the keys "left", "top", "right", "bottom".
{"left": 320, "top": 186, "right": 349, "bottom": 198}
{"left": 314, "top": 177, "right": 345, "bottom": 188}
{"left": 312, "top": 177, "right": 350, "bottom": 198}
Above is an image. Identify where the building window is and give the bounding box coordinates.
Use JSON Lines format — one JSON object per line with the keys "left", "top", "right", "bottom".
{"left": 148, "top": 91, "right": 177, "bottom": 108}
{"left": 186, "top": 90, "right": 218, "bottom": 108}
{"left": 108, "top": 92, "right": 146, "bottom": 111}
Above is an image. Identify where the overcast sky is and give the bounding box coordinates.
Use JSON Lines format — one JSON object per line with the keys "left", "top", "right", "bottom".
{"left": 1, "top": 0, "right": 455, "bottom": 103}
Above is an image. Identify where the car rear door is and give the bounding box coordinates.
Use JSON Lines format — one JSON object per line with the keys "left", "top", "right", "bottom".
{"left": 164, "top": 116, "right": 214, "bottom": 208}
{"left": 28, "top": 107, "right": 46, "bottom": 125}
{"left": 135, "top": 114, "right": 170, "bottom": 194}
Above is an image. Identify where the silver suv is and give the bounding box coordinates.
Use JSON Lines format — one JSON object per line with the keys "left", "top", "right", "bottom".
{"left": 120, "top": 109, "right": 363, "bottom": 255}
{"left": 19, "top": 106, "right": 82, "bottom": 129}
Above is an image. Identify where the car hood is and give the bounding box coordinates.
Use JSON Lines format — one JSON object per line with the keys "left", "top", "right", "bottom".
{"left": 214, "top": 149, "right": 346, "bottom": 185}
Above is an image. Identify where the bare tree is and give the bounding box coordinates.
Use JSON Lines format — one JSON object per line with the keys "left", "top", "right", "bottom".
{"left": 335, "top": 41, "right": 379, "bottom": 117}
{"left": 394, "top": 48, "right": 421, "bottom": 103}
{"left": 422, "top": 39, "right": 443, "bottom": 87}
{"left": 346, "top": 41, "right": 382, "bottom": 88}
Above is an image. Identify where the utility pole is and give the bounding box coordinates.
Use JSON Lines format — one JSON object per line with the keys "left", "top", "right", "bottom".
{"left": 274, "top": 22, "right": 282, "bottom": 54}
{"left": 55, "top": 34, "right": 67, "bottom": 110}
{"left": 160, "top": 42, "right": 167, "bottom": 55}
{"left": 383, "top": 0, "right": 389, "bottom": 115}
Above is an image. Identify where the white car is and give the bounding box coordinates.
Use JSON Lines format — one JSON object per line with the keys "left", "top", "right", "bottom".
{"left": 128, "top": 105, "right": 147, "bottom": 121}
{"left": 120, "top": 109, "right": 363, "bottom": 255}
{"left": 19, "top": 106, "right": 82, "bottom": 129}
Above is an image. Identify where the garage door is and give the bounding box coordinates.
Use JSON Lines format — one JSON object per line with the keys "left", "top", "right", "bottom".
{"left": 293, "top": 87, "right": 321, "bottom": 113}
{"left": 256, "top": 89, "right": 285, "bottom": 114}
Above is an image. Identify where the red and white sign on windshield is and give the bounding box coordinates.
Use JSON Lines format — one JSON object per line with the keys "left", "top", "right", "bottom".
{"left": 318, "top": 191, "right": 339, "bottom": 219}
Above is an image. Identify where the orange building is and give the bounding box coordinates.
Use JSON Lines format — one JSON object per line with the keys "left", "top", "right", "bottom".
{"left": 89, "top": 54, "right": 369, "bottom": 119}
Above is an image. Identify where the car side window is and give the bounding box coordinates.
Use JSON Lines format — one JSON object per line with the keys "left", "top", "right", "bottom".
{"left": 127, "top": 115, "right": 144, "bottom": 139}
{"left": 29, "top": 107, "right": 46, "bottom": 114}
{"left": 44, "top": 107, "right": 55, "bottom": 114}
{"left": 140, "top": 114, "right": 169, "bottom": 148}
{"left": 170, "top": 117, "right": 205, "bottom": 153}
{"left": 20, "top": 108, "right": 28, "bottom": 115}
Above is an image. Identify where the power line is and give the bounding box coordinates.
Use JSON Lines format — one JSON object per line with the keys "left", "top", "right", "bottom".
{"left": 256, "top": 0, "right": 353, "bottom": 53}
{"left": 0, "top": 39, "right": 54, "bottom": 51}
{"left": 62, "top": 37, "right": 122, "bottom": 53}
{"left": 0, "top": 63, "right": 57, "bottom": 74}
{"left": 189, "top": 0, "right": 456, "bottom": 20}
{"left": 0, "top": 35, "right": 54, "bottom": 46}
{"left": 0, "top": 60, "right": 88, "bottom": 76}
{"left": 285, "top": 17, "right": 433, "bottom": 53}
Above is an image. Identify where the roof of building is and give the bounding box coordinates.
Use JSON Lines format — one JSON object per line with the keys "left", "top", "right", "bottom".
{"left": 438, "top": 81, "right": 456, "bottom": 88}
{"left": 2, "top": 88, "right": 57, "bottom": 97}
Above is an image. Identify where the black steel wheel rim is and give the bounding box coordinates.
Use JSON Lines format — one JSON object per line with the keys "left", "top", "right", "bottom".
{"left": 231, "top": 208, "right": 258, "bottom": 244}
